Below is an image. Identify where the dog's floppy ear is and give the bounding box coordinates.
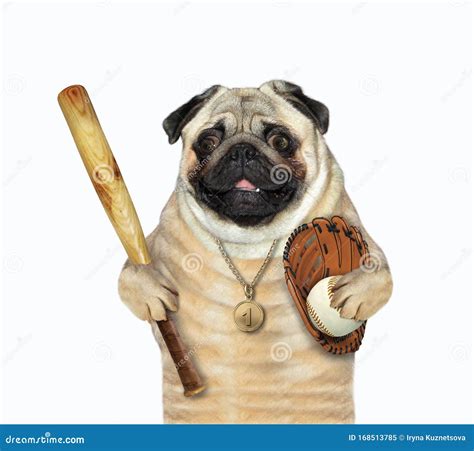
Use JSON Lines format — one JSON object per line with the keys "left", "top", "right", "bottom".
{"left": 162, "top": 85, "right": 222, "bottom": 144}
{"left": 261, "top": 80, "right": 329, "bottom": 134}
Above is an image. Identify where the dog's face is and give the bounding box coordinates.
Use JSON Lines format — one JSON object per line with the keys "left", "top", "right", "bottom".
{"left": 163, "top": 80, "right": 329, "bottom": 227}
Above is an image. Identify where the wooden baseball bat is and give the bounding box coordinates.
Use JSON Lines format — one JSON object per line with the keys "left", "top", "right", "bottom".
{"left": 58, "top": 85, "right": 205, "bottom": 397}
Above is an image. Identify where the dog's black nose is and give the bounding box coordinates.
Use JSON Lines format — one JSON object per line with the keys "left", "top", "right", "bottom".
{"left": 229, "top": 143, "right": 257, "bottom": 163}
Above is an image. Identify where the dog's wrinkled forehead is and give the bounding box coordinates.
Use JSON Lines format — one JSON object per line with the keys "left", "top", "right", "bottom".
{"left": 162, "top": 80, "right": 329, "bottom": 144}
{"left": 208, "top": 89, "right": 276, "bottom": 134}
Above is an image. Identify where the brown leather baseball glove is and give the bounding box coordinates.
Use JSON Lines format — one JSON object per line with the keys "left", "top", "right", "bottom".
{"left": 283, "top": 216, "right": 370, "bottom": 354}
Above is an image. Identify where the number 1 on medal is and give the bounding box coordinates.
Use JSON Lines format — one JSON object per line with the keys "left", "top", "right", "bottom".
{"left": 242, "top": 307, "right": 251, "bottom": 326}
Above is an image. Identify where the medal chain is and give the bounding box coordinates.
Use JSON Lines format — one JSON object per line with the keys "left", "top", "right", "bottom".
{"left": 214, "top": 238, "right": 277, "bottom": 300}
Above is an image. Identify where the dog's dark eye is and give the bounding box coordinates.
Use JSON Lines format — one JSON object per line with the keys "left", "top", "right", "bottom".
{"left": 268, "top": 134, "right": 290, "bottom": 152}
{"left": 198, "top": 134, "right": 221, "bottom": 153}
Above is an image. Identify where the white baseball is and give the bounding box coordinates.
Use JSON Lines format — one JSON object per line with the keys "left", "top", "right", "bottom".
{"left": 306, "top": 275, "right": 363, "bottom": 337}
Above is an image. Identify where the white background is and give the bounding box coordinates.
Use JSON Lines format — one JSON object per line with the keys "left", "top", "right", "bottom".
{"left": 2, "top": 1, "right": 472, "bottom": 424}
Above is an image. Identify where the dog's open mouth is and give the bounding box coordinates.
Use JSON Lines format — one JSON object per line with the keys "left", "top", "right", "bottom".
{"left": 234, "top": 179, "right": 260, "bottom": 192}
{"left": 196, "top": 177, "right": 299, "bottom": 226}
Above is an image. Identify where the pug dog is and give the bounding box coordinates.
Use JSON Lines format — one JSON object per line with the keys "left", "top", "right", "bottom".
{"left": 118, "top": 80, "right": 393, "bottom": 423}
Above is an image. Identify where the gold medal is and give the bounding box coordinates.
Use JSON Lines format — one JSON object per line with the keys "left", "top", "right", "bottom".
{"left": 233, "top": 300, "right": 265, "bottom": 332}
{"left": 214, "top": 238, "right": 277, "bottom": 333}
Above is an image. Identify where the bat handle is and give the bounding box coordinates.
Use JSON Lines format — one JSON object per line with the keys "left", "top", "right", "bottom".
{"left": 157, "top": 318, "right": 206, "bottom": 397}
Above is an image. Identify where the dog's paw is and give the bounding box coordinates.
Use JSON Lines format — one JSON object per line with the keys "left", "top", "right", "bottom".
{"left": 330, "top": 268, "right": 393, "bottom": 321}
{"left": 118, "top": 265, "right": 178, "bottom": 322}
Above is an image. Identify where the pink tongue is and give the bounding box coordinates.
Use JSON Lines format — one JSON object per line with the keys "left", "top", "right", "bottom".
{"left": 235, "top": 179, "right": 257, "bottom": 190}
